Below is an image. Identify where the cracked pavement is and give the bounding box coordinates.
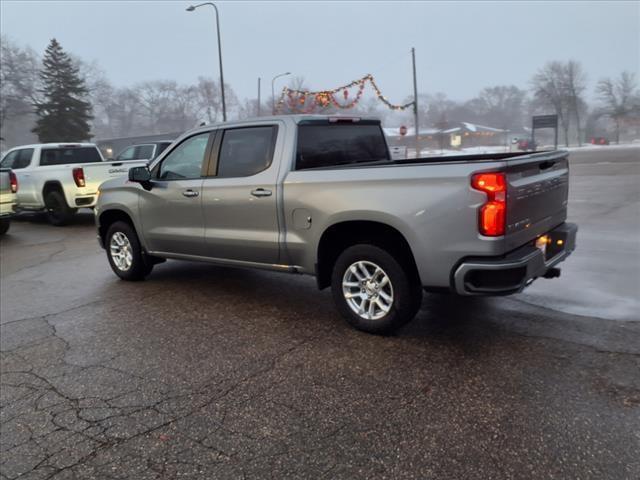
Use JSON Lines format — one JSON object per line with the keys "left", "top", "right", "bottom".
{"left": 1, "top": 147, "right": 639, "bottom": 479}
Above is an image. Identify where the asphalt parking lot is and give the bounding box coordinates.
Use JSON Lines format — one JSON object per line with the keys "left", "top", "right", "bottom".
{"left": 1, "top": 146, "right": 639, "bottom": 479}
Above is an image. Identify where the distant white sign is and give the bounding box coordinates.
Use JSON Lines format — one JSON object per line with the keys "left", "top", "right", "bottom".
{"left": 389, "top": 146, "right": 408, "bottom": 160}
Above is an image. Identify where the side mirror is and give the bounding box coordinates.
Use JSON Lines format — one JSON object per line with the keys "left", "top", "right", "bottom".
{"left": 128, "top": 166, "right": 152, "bottom": 190}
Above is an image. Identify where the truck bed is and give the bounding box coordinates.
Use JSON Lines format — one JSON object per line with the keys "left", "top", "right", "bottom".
{"left": 284, "top": 148, "right": 570, "bottom": 287}
{"left": 306, "top": 150, "right": 559, "bottom": 169}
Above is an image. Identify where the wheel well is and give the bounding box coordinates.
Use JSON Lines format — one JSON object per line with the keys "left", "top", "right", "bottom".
{"left": 99, "top": 210, "right": 135, "bottom": 244}
{"left": 42, "top": 181, "right": 63, "bottom": 200}
{"left": 316, "top": 221, "right": 419, "bottom": 290}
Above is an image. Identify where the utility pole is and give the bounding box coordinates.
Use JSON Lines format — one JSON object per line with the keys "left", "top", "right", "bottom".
{"left": 257, "top": 77, "right": 261, "bottom": 117}
{"left": 411, "top": 47, "right": 420, "bottom": 157}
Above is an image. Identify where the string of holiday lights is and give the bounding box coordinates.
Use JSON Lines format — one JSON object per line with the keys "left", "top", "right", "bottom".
{"left": 275, "top": 74, "right": 414, "bottom": 114}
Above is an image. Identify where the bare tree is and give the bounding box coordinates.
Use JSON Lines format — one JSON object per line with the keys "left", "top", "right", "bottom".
{"left": 75, "top": 59, "right": 121, "bottom": 138}
{"left": 195, "top": 77, "right": 221, "bottom": 123}
{"left": 135, "top": 81, "right": 177, "bottom": 133}
{"left": 468, "top": 85, "right": 528, "bottom": 130}
{"left": 411, "top": 92, "right": 457, "bottom": 128}
{"left": 532, "top": 60, "right": 588, "bottom": 146}
{"left": 109, "top": 87, "right": 142, "bottom": 137}
{"left": 237, "top": 98, "right": 259, "bottom": 120}
{"left": 0, "top": 36, "right": 40, "bottom": 146}
{"left": 194, "top": 77, "right": 238, "bottom": 124}
{"left": 564, "top": 61, "right": 587, "bottom": 145}
{"left": 596, "top": 71, "right": 639, "bottom": 143}
{"left": 532, "top": 61, "right": 572, "bottom": 146}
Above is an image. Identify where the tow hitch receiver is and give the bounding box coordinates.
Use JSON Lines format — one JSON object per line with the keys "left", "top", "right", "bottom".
{"left": 543, "top": 267, "right": 561, "bottom": 279}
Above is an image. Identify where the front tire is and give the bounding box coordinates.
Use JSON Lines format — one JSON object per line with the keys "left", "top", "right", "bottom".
{"left": 331, "top": 244, "right": 422, "bottom": 334}
{"left": 0, "top": 218, "right": 10, "bottom": 235}
{"left": 45, "top": 191, "right": 77, "bottom": 226}
{"left": 105, "top": 221, "right": 153, "bottom": 281}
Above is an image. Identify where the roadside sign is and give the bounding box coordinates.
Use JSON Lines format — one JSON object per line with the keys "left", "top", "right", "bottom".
{"left": 399, "top": 125, "right": 408, "bottom": 136}
{"left": 389, "top": 146, "right": 408, "bottom": 160}
{"left": 532, "top": 115, "right": 558, "bottom": 129}
{"left": 531, "top": 114, "right": 559, "bottom": 150}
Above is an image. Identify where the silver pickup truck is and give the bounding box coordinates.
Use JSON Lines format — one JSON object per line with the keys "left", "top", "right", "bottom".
{"left": 95, "top": 115, "right": 577, "bottom": 334}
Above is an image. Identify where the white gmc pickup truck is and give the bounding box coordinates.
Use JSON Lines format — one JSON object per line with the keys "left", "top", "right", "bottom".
{"left": 0, "top": 143, "right": 147, "bottom": 225}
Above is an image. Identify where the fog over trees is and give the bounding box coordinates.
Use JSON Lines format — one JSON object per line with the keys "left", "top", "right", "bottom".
{"left": 1, "top": 35, "right": 638, "bottom": 149}
{"left": 596, "top": 72, "right": 639, "bottom": 144}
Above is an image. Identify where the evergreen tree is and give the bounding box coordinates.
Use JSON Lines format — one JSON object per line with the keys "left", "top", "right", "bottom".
{"left": 32, "top": 38, "right": 92, "bottom": 142}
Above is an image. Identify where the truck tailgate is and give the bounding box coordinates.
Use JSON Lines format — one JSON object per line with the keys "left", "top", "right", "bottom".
{"left": 82, "top": 161, "right": 147, "bottom": 191}
{"left": 505, "top": 151, "right": 569, "bottom": 251}
{"left": 0, "top": 169, "right": 11, "bottom": 194}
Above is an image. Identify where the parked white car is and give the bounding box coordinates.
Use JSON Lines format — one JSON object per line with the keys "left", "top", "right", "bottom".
{"left": 0, "top": 143, "right": 147, "bottom": 225}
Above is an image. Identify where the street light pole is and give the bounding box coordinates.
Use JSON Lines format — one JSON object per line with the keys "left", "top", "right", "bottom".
{"left": 186, "top": 2, "right": 227, "bottom": 122}
{"left": 257, "top": 77, "right": 261, "bottom": 117}
{"left": 271, "top": 72, "right": 291, "bottom": 115}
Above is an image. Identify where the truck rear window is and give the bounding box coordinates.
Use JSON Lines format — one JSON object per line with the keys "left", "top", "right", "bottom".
{"left": 296, "top": 124, "right": 390, "bottom": 170}
{"left": 40, "top": 147, "right": 102, "bottom": 166}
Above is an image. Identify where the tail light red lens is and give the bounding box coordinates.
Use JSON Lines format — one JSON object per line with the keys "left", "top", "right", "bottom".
{"left": 72, "top": 167, "right": 85, "bottom": 187}
{"left": 472, "top": 172, "right": 506, "bottom": 236}
{"left": 9, "top": 171, "right": 18, "bottom": 193}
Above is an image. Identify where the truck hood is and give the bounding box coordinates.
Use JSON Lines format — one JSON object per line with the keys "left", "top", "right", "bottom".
{"left": 99, "top": 175, "right": 130, "bottom": 191}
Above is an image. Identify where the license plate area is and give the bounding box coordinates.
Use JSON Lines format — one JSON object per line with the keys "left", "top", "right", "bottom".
{"left": 535, "top": 235, "right": 548, "bottom": 256}
{"left": 535, "top": 230, "right": 568, "bottom": 261}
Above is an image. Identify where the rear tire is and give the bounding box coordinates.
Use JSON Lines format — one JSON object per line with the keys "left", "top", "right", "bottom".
{"left": 331, "top": 244, "right": 422, "bottom": 334}
{"left": 45, "top": 191, "right": 77, "bottom": 226}
{"left": 105, "top": 221, "right": 153, "bottom": 281}
{"left": 0, "top": 219, "right": 10, "bottom": 235}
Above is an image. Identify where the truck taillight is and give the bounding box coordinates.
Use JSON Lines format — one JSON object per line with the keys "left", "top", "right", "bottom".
{"left": 472, "top": 172, "right": 506, "bottom": 236}
{"left": 9, "top": 171, "right": 18, "bottom": 193}
{"left": 73, "top": 167, "right": 85, "bottom": 187}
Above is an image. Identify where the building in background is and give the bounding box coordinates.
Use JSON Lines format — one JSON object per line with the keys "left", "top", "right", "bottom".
{"left": 385, "top": 122, "right": 509, "bottom": 151}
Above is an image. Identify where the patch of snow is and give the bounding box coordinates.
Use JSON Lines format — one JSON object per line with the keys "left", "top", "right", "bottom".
{"left": 462, "top": 122, "right": 477, "bottom": 132}
{"left": 564, "top": 143, "right": 640, "bottom": 152}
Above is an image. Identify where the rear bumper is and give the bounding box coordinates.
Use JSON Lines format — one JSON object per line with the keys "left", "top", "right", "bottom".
{"left": 453, "top": 222, "right": 577, "bottom": 295}
{"left": 74, "top": 195, "right": 97, "bottom": 207}
{"left": 0, "top": 200, "right": 17, "bottom": 218}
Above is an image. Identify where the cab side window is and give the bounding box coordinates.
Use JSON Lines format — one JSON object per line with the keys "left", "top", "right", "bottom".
{"left": 116, "top": 146, "right": 136, "bottom": 161}
{"left": 155, "top": 142, "right": 171, "bottom": 158}
{"left": 135, "top": 145, "right": 154, "bottom": 160}
{"left": 216, "top": 126, "right": 277, "bottom": 178}
{"left": 0, "top": 149, "right": 33, "bottom": 169}
{"left": 16, "top": 149, "right": 34, "bottom": 168}
{"left": 117, "top": 145, "right": 154, "bottom": 161}
{"left": 0, "top": 151, "right": 18, "bottom": 168}
{"left": 156, "top": 133, "right": 210, "bottom": 180}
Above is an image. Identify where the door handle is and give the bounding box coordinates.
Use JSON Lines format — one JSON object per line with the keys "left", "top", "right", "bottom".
{"left": 182, "top": 189, "right": 199, "bottom": 198}
{"left": 251, "top": 188, "right": 272, "bottom": 197}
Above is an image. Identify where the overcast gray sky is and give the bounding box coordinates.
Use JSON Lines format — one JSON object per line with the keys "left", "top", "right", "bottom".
{"left": 1, "top": 1, "right": 638, "bottom": 103}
